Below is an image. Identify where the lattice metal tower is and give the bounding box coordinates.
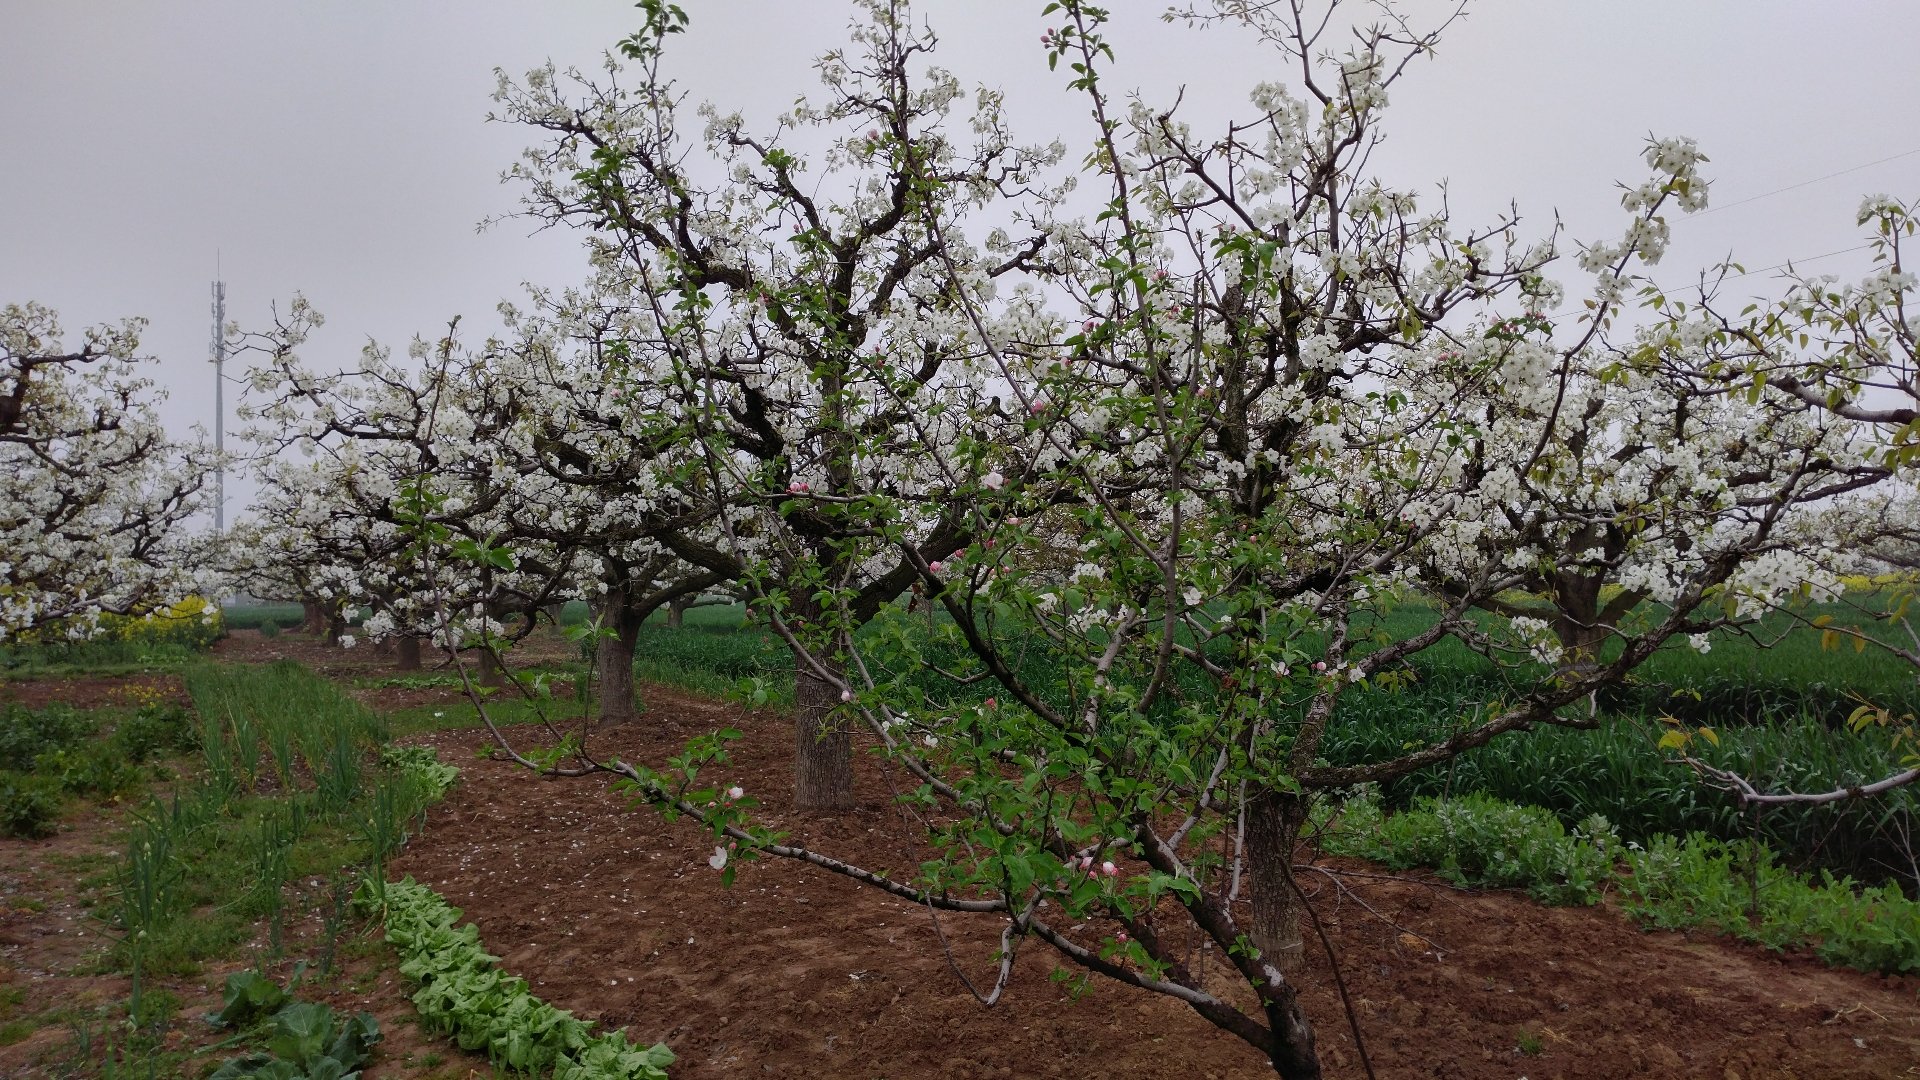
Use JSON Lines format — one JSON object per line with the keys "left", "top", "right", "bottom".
{"left": 210, "top": 279, "right": 226, "bottom": 534}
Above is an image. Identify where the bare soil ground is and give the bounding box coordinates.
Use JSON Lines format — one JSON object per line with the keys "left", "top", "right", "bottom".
{"left": 0, "top": 673, "right": 189, "bottom": 713}
{"left": 4, "top": 638, "right": 1919, "bottom": 1079}
{"left": 388, "top": 682, "right": 1920, "bottom": 1080}
{"left": 211, "top": 627, "right": 578, "bottom": 681}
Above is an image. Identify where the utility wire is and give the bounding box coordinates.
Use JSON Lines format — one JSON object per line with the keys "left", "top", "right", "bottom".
{"left": 1541, "top": 149, "right": 1916, "bottom": 318}
{"left": 1717, "top": 242, "right": 1878, "bottom": 282}
{"left": 1685, "top": 148, "right": 1920, "bottom": 219}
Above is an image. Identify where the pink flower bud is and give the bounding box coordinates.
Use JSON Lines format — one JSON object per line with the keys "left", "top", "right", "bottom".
{"left": 727, "top": 785, "right": 744, "bottom": 799}
{"left": 928, "top": 561, "right": 945, "bottom": 574}
{"left": 1116, "top": 931, "right": 1129, "bottom": 943}
{"left": 1312, "top": 661, "right": 1327, "bottom": 672}
{"left": 984, "top": 697, "right": 997, "bottom": 709}
{"left": 839, "top": 689, "right": 853, "bottom": 703}
{"left": 1101, "top": 861, "right": 1118, "bottom": 876}
{"left": 1029, "top": 399, "right": 1049, "bottom": 414}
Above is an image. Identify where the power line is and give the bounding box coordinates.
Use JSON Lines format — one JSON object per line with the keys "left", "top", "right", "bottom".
{"left": 1718, "top": 242, "right": 1877, "bottom": 282}
{"left": 1687, "top": 148, "right": 1920, "bottom": 219}
{"left": 1537, "top": 148, "right": 1917, "bottom": 319}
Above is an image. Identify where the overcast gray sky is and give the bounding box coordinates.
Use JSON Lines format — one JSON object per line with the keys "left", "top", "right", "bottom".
{"left": 4, "top": 1, "right": 1917, "bottom": 521}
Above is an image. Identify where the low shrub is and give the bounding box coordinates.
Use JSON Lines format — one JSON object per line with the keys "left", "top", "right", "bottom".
{"left": 111, "top": 702, "right": 197, "bottom": 763}
{"left": 35, "top": 743, "right": 144, "bottom": 799}
{"left": 0, "top": 702, "right": 92, "bottom": 771}
{"left": 1618, "top": 833, "right": 1920, "bottom": 974}
{"left": 258, "top": 620, "right": 281, "bottom": 640}
{"left": 95, "top": 597, "right": 225, "bottom": 651}
{"left": 1321, "top": 789, "right": 1920, "bottom": 974}
{"left": 1322, "top": 789, "right": 1621, "bottom": 905}
{"left": 0, "top": 770, "right": 62, "bottom": 839}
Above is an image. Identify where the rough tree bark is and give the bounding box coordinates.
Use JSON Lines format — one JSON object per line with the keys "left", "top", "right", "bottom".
{"left": 1551, "top": 571, "right": 1611, "bottom": 673}
{"left": 792, "top": 650, "right": 853, "bottom": 811}
{"left": 395, "top": 634, "right": 423, "bottom": 671}
{"left": 1246, "top": 788, "right": 1310, "bottom": 975}
{"left": 299, "top": 601, "right": 327, "bottom": 636}
{"left": 594, "top": 594, "right": 647, "bottom": 724}
{"left": 477, "top": 648, "right": 506, "bottom": 689}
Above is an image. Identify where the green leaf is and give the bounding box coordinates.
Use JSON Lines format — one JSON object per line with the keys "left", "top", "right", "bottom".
{"left": 267, "top": 1001, "right": 335, "bottom": 1066}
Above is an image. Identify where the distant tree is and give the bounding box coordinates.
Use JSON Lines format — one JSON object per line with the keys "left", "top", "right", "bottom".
{"left": 0, "top": 302, "right": 216, "bottom": 642}
{"left": 1657, "top": 195, "right": 1920, "bottom": 806}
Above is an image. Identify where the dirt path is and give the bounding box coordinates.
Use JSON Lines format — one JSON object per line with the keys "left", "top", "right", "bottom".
{"left": 389, "top": 683, "right": 1920, "bottom": 1080}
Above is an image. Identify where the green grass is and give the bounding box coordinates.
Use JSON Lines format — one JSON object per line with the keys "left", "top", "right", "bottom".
{"left": 0, "top": 700, "right": 197, "bottom": 838}
{"left": 91, "top": 660, "right": 441, "bottom": 991}
{"left": 0, "top": 640, "right": 203, "bottom": 678}
{"left": 0, "top": 656, "right": 464, "bottom": 1077}
{"left": 1322, "top": 787, "right": 1920, "bottom": 974}
{"left": 612, "top": 598, "right": 1920, "bottom": 890}
{"left": 220, "top": 604, "right": 307, "bottom": 631}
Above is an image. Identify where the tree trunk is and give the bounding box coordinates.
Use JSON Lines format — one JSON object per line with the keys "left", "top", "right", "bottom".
{"left": 1552, "top": 573, "right": 1609, "bottom": 673}
{"left": 478, "top": 648, "right": 506, "bottom": 689}
{"left": 1261, "top": 991, "right": 1322, "bottom": 1080}
{"left": 1246, "top": 788, "right": 1309, "bottom": 976}
{"left": 395, "top": 635, "right": 423, "bottom": 671}
{"left": 299, "top": 602, "right": 327, "bottom": 636}
{"left": 596, "top": 598, "right": 644, "bottom": 724}
{"left": 325, "top": 615, "right": 348, "bottom": 646}
{"left": 792, "top": 649, "right": 853, "bottom": 811}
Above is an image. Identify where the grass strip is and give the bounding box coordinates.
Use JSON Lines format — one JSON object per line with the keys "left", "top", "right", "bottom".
{"left": 1320, "top": 789, "right": 1920, "bottom": 974}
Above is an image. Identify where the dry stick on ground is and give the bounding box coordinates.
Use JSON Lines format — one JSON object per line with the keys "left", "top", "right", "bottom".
{"left": 1293, "top": 865, "right": 1447, "bottom": 956}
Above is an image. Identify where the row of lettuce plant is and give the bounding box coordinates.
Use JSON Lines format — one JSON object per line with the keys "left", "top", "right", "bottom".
{"left": 1318, "top": 788, "right": 1920, "bottom": 974}
{"left": 360, "top": 877, "right": 674, "bottom": 1079}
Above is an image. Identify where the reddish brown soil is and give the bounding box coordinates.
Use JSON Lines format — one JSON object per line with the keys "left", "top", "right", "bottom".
{"left": 0, "top": 803, "right": 133, "bottom": 1076}
{"left": 0, "top": 672, "right": 188, "bottom": 712}
{"left": 388, "top": 683, "right": 1920, "bottom": 1080}
{"left": 7, "top": 648, "right": 1920, "bottom": 1078}
{"left": 211, "top": 628, "right": 578, "bottom": 680}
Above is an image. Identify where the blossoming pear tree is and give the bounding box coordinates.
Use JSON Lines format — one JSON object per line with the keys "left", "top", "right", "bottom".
{"left": 1646, "top": 195, "right": 1920, "bottom": 805}
{"left": 1, "top": 302, "right": 218, "bottom": 642}
{"left": 238, "top": 312, "right": 594, "bottom": 680}
{"left": 489, "top": 0, "right": 1063, "bottom": 808}
{"left": 381, "top": 2, "right": 1906, "bottom": 1077}
{"left": 238, "top": 294, "right": 723, "bottom": 718}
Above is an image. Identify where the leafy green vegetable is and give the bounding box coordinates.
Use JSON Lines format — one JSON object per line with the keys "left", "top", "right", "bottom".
{"left": 368, "top": 876, "right": 673, "bottom": 1078}
{"left": 208, "top": 999, "right": 380, "bottom": 1080}
{"left": 212, "top": 970, "right": 290, "bottom": 1027}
